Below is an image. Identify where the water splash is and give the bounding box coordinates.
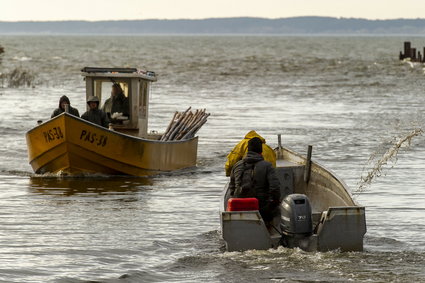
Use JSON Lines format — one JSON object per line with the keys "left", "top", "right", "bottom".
{"left": 355, "top": 128, "right": 423, "bottom": 194}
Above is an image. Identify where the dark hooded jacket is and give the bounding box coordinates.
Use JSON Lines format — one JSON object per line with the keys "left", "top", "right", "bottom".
{"left": 102, "top": 92, "right": 129, "bottom": 117}
{"left": 228, "top": 151, "right": 280, "bottom": 205}
{"left": 51, "top": 95, "right": 80, "bottom": 118}
{"left": 81, "top": 108, "right": 109, "bottom": 128}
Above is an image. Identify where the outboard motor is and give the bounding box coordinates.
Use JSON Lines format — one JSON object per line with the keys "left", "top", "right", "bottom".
{"left": 280, "top": 194, "right": 313, "bottom": 249}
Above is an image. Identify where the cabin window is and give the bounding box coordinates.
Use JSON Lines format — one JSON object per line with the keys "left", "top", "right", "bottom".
{"left": 92, "top": 81, "right": 130, "bottom": 120}
{"left": 95, "top": 81, "right": 129, "bottom": 106}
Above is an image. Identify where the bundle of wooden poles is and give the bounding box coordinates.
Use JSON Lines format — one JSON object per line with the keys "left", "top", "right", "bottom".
{"left": 160, "top": 107, "right": 210, "bottom": 141}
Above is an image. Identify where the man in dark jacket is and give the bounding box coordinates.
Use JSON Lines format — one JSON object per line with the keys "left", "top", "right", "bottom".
{"left": 51, "top": 95, "right": 80, "bottom": 118}
{"left": 228, "top": 137, "right": 281, "bottom": 222}
{"left": 81, "top": 96, "right": 109, "bottom": 128}
{"left": 102, "top": 83, "right": 129, "bottom": 120}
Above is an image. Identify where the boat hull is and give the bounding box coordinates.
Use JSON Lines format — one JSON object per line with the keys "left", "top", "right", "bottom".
{"left": 26, "top": 113, "right": 198, "bottom": 176}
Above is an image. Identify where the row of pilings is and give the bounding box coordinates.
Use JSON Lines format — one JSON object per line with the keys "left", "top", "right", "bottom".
{"left": 399, "top": 41, "right": 425, "bottom": 62}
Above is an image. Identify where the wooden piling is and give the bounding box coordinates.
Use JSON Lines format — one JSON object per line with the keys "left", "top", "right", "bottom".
{"left": 404, "top": 41, "right": 411, "bottom": 58}
{"left": 399, "top": 41, "right": 425, "bottom": 63}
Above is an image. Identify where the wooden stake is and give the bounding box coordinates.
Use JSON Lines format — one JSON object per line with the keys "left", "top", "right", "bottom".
{"left": 163, "top": 107, "right": 191, "bottom": 141}
{"left": 160, "top": 111, "right": 178, "bottom": 141}
{"left": 304, "top": 145, "right": 312, "bottom": 183}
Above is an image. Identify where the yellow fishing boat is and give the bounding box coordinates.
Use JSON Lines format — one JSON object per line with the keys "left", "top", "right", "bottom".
{"left": 26, "top": 67, "right": 202, "bottom": 176}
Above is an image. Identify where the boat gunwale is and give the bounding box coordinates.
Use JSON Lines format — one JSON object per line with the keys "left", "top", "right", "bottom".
{"left": 26, "top": 112, "right": 198, "bottom": 145}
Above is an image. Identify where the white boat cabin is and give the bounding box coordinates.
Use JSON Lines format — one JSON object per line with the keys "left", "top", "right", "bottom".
{"left": 81, "top": 67, "right": 157, "bottom": 138}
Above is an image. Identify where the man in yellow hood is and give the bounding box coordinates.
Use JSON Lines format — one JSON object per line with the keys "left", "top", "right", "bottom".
{"left": 225, "top": 130, "right": 276, "bottom": 176}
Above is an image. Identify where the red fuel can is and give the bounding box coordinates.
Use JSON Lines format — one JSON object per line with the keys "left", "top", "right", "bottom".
{"left": 227, "top": 198, "right": 259, "bottom": 211}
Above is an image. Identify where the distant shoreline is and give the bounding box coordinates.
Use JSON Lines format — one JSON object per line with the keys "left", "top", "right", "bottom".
{"left": 1, "top": 17, "right": 425, "bottom": 35}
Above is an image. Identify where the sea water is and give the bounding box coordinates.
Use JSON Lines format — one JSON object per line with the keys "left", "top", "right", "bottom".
{"left": 0, "top": 35, "right": 425, "bottom": 282}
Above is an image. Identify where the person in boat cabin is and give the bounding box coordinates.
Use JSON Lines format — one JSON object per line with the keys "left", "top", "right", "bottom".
{"left": 228, "top": 137, "right": 281, "bottom": 223}
{"left": 51, "top": 95, "right": 80, "bottom": 118}
{"left": 225, "top": 130, "right": 276, "bottom": 176}
{"left": 81, "top": 96, "right": 109, "bottom": 128}
{"left": 102, "top": 83, "right": 130, "bottom": 121}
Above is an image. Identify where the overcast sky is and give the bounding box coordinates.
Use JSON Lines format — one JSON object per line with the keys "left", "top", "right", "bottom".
{"left": 1, "top": 0, "right": 424, "bottom": 21}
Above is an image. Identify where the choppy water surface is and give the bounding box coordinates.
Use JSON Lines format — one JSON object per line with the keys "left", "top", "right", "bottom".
{"left": 1, "top": 35, "right": 425, "bottom": 282}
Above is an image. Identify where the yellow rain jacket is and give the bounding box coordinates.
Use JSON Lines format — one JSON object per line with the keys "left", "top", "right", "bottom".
{"left": 225, "top": 130, "right": 276, "bottom": 176}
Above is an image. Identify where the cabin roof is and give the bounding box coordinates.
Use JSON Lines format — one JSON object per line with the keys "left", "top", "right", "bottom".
{"left": 81, "top": 67, "right": 157, "bottom": 82}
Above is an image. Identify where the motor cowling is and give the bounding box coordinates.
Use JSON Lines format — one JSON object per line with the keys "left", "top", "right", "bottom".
{"left": 281, "top": 194, "right": 313, "bottom": 236}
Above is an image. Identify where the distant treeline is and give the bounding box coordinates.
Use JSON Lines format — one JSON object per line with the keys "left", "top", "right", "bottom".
{"left": 2, "top": 17, "right": 425, "bottom": 35}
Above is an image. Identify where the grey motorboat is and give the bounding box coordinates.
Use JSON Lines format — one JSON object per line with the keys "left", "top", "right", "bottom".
{"left": 220, "top": 140, "right": 366, "bottom": 252}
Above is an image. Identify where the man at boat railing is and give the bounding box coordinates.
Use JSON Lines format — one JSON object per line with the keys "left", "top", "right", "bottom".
{"left": 51, "top": 95, "right": 80, "bottom": 118}
{"left": 228, "top": 137, "right": 281, "bottom": 223}
{"left": 102, "top": 83, "right": 130, "bottom": 123}
{"left": 225, "top": 130, "right": 276, "bottom": 176}
{"left": 81, "top": 96, "right": 109, "bottom": 128}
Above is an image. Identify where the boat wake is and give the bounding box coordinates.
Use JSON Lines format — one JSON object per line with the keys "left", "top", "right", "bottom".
{"left": 355, "top": 128, "right": 423, "bottom": 194}
{"left": 0, "top": 169, "right": 33, "bottom": 177}
{"left": 28, "top": 170, "right": 150, "bottom": 180}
